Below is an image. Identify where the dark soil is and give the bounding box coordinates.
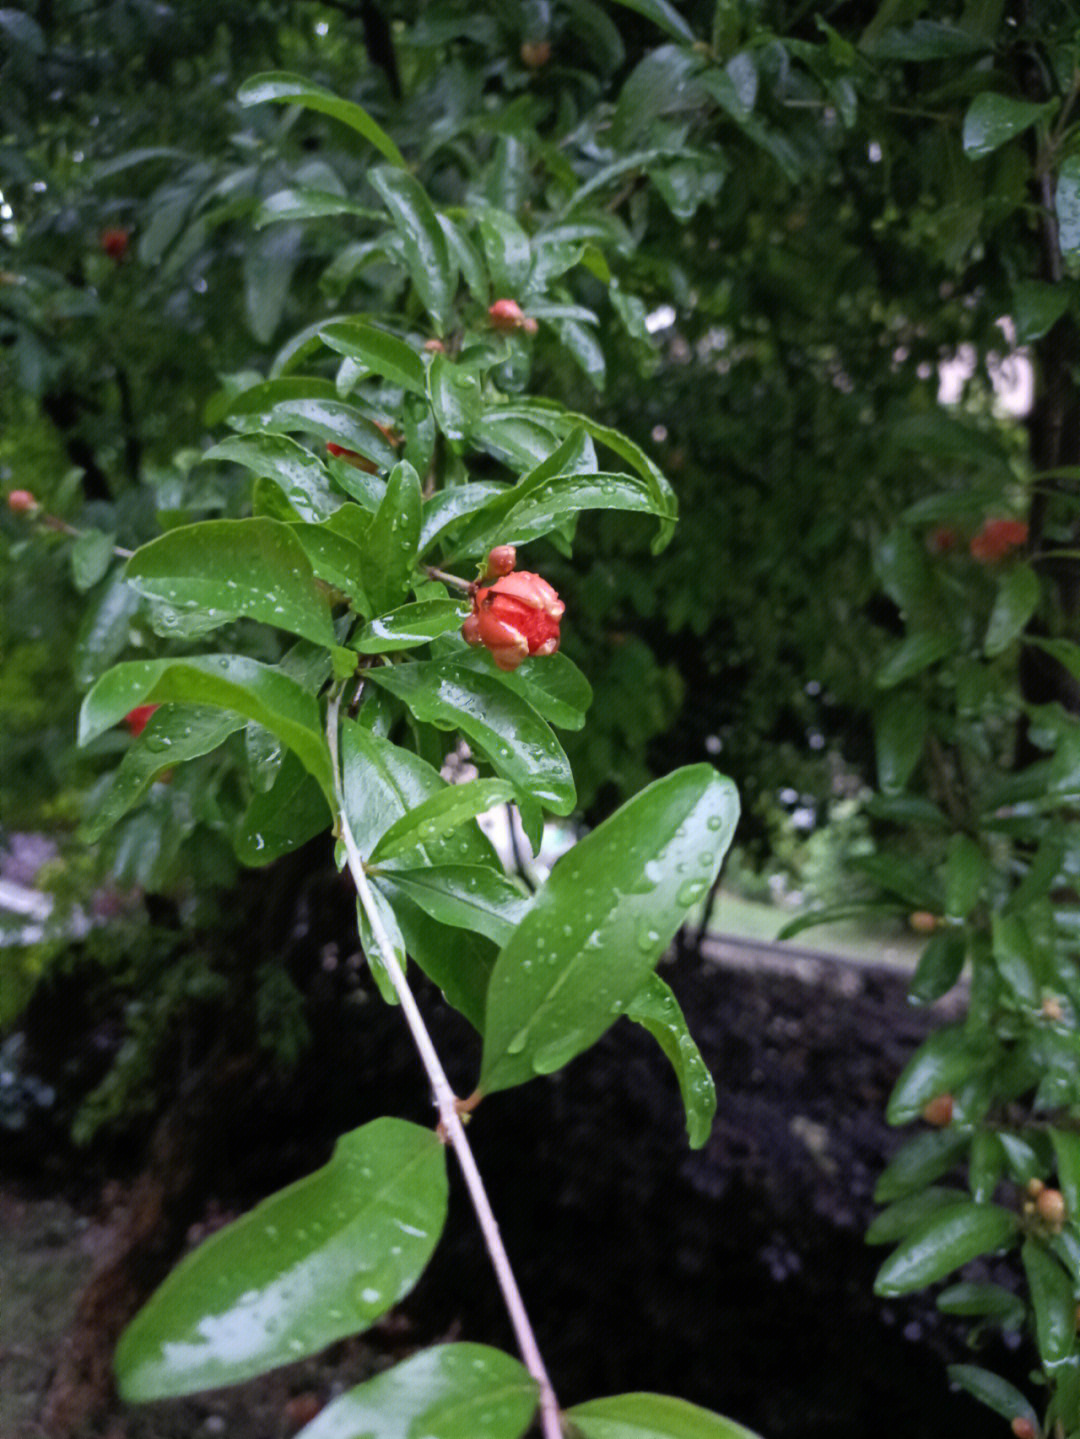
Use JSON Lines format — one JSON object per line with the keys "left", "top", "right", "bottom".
{"left": 2, "top": 934, "right": 1029, "bottom": 1439}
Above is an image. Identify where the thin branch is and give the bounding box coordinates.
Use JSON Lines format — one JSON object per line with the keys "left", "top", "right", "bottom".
{"left": 326, "top": 692, "right": 563, "bottom": 1439}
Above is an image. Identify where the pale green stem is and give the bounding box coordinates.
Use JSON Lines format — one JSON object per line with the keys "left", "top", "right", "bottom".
{"left": 326, "top": 690, "right": 563, "bottom": 1439}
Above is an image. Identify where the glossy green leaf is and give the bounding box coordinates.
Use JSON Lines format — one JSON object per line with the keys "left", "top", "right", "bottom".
{"left": 866, "top": 1187, "right": 973, "bottom": 1245}
{"left": 877, "top": 631, "right": 957, "bottom": 688}
{"left": 79, "top": 656, "right": 332, "bottom": 801}
{"left": 1012, "top": 280, "right": 1071, "bottom": 345}
{"left": 567, "top": 1392, "right": 761, "bottom": 1439}
{"left": 447, "top": 645, "right": 592, "bottom": 731}
{"left": 377, "top": 865, "right": 531, "bottom": 946}
{"left": 378, "top": 878, "right": 498, "bottom": 1029}
{"left": 985, "top": 563, "right": 1039, "bottom": 656}
{"left": 438, "top": 213, "right": 488, "bottom": 302}
{"left": 295, "top": 1343, "right": 538, "bottom": 1439}
{"left": 874, "top": 1202, "right": 1016, "bottom": 1296}
{"left": 875, "top": 690, "right": 927, "bottom": 794}
{"left": 947, "top": 1366, "right": 1039, "bottom": 1427}
{"left": 1022, "top": 1238, "right": 1077, "bottom": 1365}
{"left": 224, "top": 379, "right": 399, "bottom": 471}
{"left": 909, "top": 929, "right": 967, "bottom": 1005}
{"left": 477, "top": 208, "right": 532, "bottom": 294}
{"left": 369, "top": 166, "right": 454, "bottom": 332}
{"left": 886, "top": 1024, "right": 992, "bottom": 1125}
{"left": 71, "top": 529, "right": 115, "bottom": 592}
{"left": 353, "top": 599, "right": 469, "bottom": 653}
{"left": 1052, "top": 1130, "right": 1080, "bottom": 1218}
{"left": 625, "top": 974, "right": 717, "bottom": 1149}
{"left": 473, "top": 413, "right": 566, "bottom": 472}
{"left": 237, "top": 73, "right": 406, "bottom": 168}
{"left": 339, "top": 722, "right": 498, "bottom": 868}
{"left": 289, "top": 522, "right": 369, "bottom": 615}
{"left": 73, "top": 574, "right": 142, "bottom": 688}
{"left": 203, "top": 434, "right": 340, "bottom": 522}
{"left": 480, "top": 765, "right": 738, "bottom": 1093}
{"left": 359, "top": 460, "right": 422, "bottom": 614}
{"left": 945, "top": 834, "right": 988, "bottom": 919}
{"left": 874, "top": 1130, "right": 969, "bottom": 1203}
{"left": 969, "top": 1131, "right": 1004, "bottom": 1205}
{"left": 124, "top": 519, "right": 337, "bottom": 648}
{"left": 562, "top": 412, "right": 677, "bottom": 553}
{"left": 115, "top": 1119, "right": 446, "bottom": 1400}
{"left": 367, "top": 659, "right": 575, "bottom": 815}
{"left": 1058, "top": 154, "right": 1080, "bottom": 261}
{"left": 255, "top": 188, "right": 377, "bottom": 229}
{"left": 962, "top": 93, "right": 1050, "bottom": 159}
{"left": 419, "top": 482, "right": 507, "bottom": 555}
{"left": 863, "top": 22, "right": 990, "bottom": 61}
{"left": 428, "top": 354, "right": 483, "bottom": 442}
{"left": 937, "top": 1285, "right": 1026, "bottom": 1323}
{"left": 356, "top": 887, "right": 406, "bottom": 1004}
{"left": 318, "top": 320, "right": 427, "bottom": 395}
{"left": 991, "top": 912, "right": 1042, "bottom": 1006}
{"left": 370, "top": 779, "right": 514, "bottom": 862}
{"left": 234, "top": 751, "right": 331, "bottom": 865}
{"left": 83, "top": 706, "right": 243, "bottom": 842}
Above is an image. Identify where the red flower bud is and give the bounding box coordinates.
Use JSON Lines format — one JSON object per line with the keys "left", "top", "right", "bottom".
{"left": 520, "top": 39, "right": 552, "bottom": 68}
{"left": 482, "top": 545, "right": 517, "bottom": 580}
{"left": 424, "top": 338, "right": 446, "bottom": 353}
{"left": 970, "top": 517, "right": 1028, "bottom": 563}
{"left": 1036, "top": 1187, "right": 1067, "bottom": 1229}
{"left": 921, "top": 1093, "right": 954, "bottom": 1127}
{"left": 489, "top": 298, "right": 528, "bottom": 332}
{"left": 7, "top": 489, "right": 39, "bottom": 514}
{"left": 100, "top": 228, "right": 130, "bottom": 262}
{"left": 1011, "top": 1420, "right": 1037, "bottom": 1439}
{"left": 927, "top": 526, "right": 957, "bottom": 555}
{"left": 125, "top": 704, "right": 160, "bottom": 738}
{"left": 326, "top": 443, "right": 378, "bottom": 474}
{"left": 462, "top": 571, "right": 563, "bottom": 672}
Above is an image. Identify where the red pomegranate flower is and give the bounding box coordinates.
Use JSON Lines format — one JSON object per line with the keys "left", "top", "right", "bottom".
{"left": 7, "top": 489, "right": 39, "bottom": 514}
{"left": 326, "top": 442, "right": 378, "bottom": 474}
{"left": 100, "top": 228, "right": 130, "bottom": 262}
{"left": 970, "top": 517, "right": 1028, "bottom": 563}
{"left": 488, "top": 299, "right": 538, "bottom": 335}
{"left": 462, "top": 572, "right": 564, "bottom": 672}
{"left": 125, "top": 704, "right": 160, "bottom": 737}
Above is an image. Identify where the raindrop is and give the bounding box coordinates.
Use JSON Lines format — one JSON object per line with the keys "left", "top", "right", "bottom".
{"left": 677, "top": 880, "right": 706, "bottom": 907}
{"left": 507, "top": 1028, "right": 530, "bottom": 1054}
{"left": 707, "top": 815, "right": 723, "bottom": 831}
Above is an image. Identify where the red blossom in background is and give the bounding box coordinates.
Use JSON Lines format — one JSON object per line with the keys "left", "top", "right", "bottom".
{"left": 125, "top": 705, "right": 160, "bottom": 737}
{"left": 7, "top": 489, "right": 39, "bottom": 514}
{"left": 326, "top": 443, "right": 378, "bottom": 474}
{"left": 926, "top": 526, "right": 957, "bottom": 555}
{"left": 100, "top": 228, "right": 130, "bottom": 261}
{"left": 970, "top": 517, "right": 1028, "bottom": 563}
{"left": 488, "top": 299, "right": 538, "bottom": 335}
{"left": 463, "top": 572, "right": 564, "bottom": 672}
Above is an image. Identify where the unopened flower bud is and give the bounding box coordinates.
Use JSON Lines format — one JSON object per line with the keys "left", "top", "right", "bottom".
{"left": 489, "top": 298, "right": 527, "bottom": 332}
{"left": 970, "top": 517, "right": 1028, "bottom": 563}
{"left": 424, "top": 338, "right": 446, "bottom": 353}
{"left": 100, "top": 228, "right": 130, "bottom": 262}
{"left": 1042, "top": 996, "right": 1063, "bottom": 1022}
{"left": 909, "top": 911, "right": 939, "bottom": 934}
{"left": 326, "top": 442, "right": 378, "bottom": 474}
{"left": 1010, "top": 1418, "right": 1037, "bottom": 1439}
{"left": 1036, "top": 1187, "right": 1067, "bottom": 1230}
{"left": 462, "top": 571, "right": 563, "bottom": 672}
{"left": 482, "top": 545, "right": 517, "bottom": 580}
{"left": 921, "top": 1093, "right": 954, "bottom": 1127}
{"left": 125, "top": 704, "right": 160, "bottom": 738}
{"left": 7, "top": 489, "right": 39, "bottom": 514}
{"left": 520, "top": 39, "right": 552, "bottom": 68}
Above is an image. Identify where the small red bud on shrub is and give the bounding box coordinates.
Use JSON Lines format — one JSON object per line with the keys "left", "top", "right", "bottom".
{"left": 1010, "top": 1419, "right": 1037, "bottom": 1439}
{"left": 125, "top": 705, "right": 160, "bottom": 738}
{"left": 100, "top": 228, "right": 130, "bottom": 261}
{"left": 970, "top": 517, "right": 1028, "bottom": 563}
{"left": 7, "top": 489, "right": 39, "bottom": 514}
{"left": 489, "top": 298, "right": 527, "bottom": 332}
{"left": 424, "top": 338, "right": 446, "bottom": 353}
{"left": 1036, "top": 1187, "right": 1067, "bottom": 1230}
{"left": 326, "top": 442, "right": 378, "bottom": 474}
{"left": 520, "top": 39, "right": 552, "bottom": 68}
{"left": 921, "top": 1093, "right": 954, "bottom": 1127}
{"left": 908, "top": 911, "right": 939, "bottom": 934}
{"left": 1041, "top": 995, "right": 1063, "bottom": 1022}
{"left": 462, "top": 572, "right": 563, "bottom": 672}
{"left": 482, "top": 545, "right": 517, "bottom": 580}
{"left": 926, "top": 526, "right": 957, "bottom": 555}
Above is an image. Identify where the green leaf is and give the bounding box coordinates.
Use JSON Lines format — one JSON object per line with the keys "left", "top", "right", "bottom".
{"left": 875, "top": 691, "right": 927, "bottom": 794}
{"left": 367, "top": 660, "right": 576, "bottom": 815}
{"left": 370, "top": 779, "right": 514, "bottom": 862}
{"left": 564, "top": 413, "right": 677, "bottom": 554}
{"left": 480, "top": 765, "right": 738, "bottom": 1093}
{"left": 224, "top": 379, "right": 399, "bottom": 471}
{"left": 369, "top": 166, "right": 454, "bottom": 332}
{"left": 477, "top": 208, "right": 532, "bottom": 294}
{"left": 356, "top": 886, "right": 406, "bottom": 1004}
{"left": 447, "top": 645, "right": 592, "bottom": 731}
{"left": 79, "top": 656, "right": 333, "bottom": 802}
{"left": 378, "top": 879, "right": 498, "bottom": 1030}
{"left": 625, "top": 974, "right": 717, "bottom": 1149}
{"left": 203, "top": 434, "right": 340, "bottom": 522}
{"left": 866, "top": 1188, "right": 973, "bottom": 1246}
{"left": 234, "top": 751, "right": 331, "bottom": 865}
{"left": 567, "top": 1392, "right": 761, "bottom": 1439}
{"left": 420, "top": 482, "right": 507, "bottom": 556}
{"left": 1012, "top": 281, "right": 1071, "bottom": 345}
{"left": 254, "top": 188, "right": 376, "bottom": 229}
{"left": 290, "top": 522, "right": 370, "bottom": 615}
{"left": 374, "top": 865, "right": 531, "bottom": 946}
{"left": 83, "top": 706, "right": 244, "bottom": 843}
{"left": 937, "top": 1285, "right": 1026, "bottom": 1323}
{"left": 863, "top": 22, "right": 990, "bottom": 61}
{"left": 985, "top": 563, "right": 1039, "bottom": 656}
{"left": 962, "top": 94, "right": 1051, "bottom": 159}
{"left": 353, "top": 599, "right": 469, "bottom": 653}
{"left": 1058, "top": 154, "right": 1080, "bottom": 262}
{"left": 339, "top": 723, "right": 498, "bottom": 868}
{"left": 909, "top": 929, "right": 967, "bottom": 1005}
{"left": 874, "top": 1130, "right": 970, "bottom": 1203}
{"left": 877, "top": 631, "right": 957, "bottom": 688}
{"left": 874, "top": 1202, "right": 1016, "bottom": 1296}
{"left": 947, "top": 1366, "right": 1039, "bottom": 1427}
{"left": 1022, "top": 1238, "right": 1077, "bottom": 1365}
{"left": 945, "top": 834, "right": 988, "bottom": 919}
{"left": 360, "top": 460, "right": 422, "bottom": 614}
{"left": 556, "top": 319, "right": 606, "bottom": 389}
{"left": 428, "top": 354, "right": 483, "bottom": 442}
{"left": 473, "top": 413, "right": 566, "bottom": 473}
{"left": 294, "top": 1343, "right": 538, "bottom": 1439}
{"left": 237, "top": 73, "right": 407, "bottom": 168}
{"left": 115, "top": 1119, "right": 446, "bottom": 1400}
{"left": 991, "top": 912, "right": 1043, "bottom": 1006}
{"left": 886, "top": 1024, "right": 992, "bottom": 1125}
{"left": 73, "top": 574, "right": 142, "bottom": 688}
{"left": 318, "top": 320, "right": 428, "bottom": 395}
{"left": 71, "top": 529, "right": 115, "bottom": 592}
{"left": 1051, "top": 1130, "right": 1080, "bottom": 1218}
{"left": 124, "top": 519, "right": 337, "bottom": 648}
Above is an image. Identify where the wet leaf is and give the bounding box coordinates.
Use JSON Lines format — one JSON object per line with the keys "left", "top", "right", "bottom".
{"left": 874, "top": 1202, "right": 1016, "bottom": 1295}
{"left": 237, "top": 73, "right": 406, "bottom": 168}
{"left": 567, "top": 1392, "right": 762, "bottom": 1439}
{"left": 625, "top": 974, "right": 717, "bottom": 1148}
